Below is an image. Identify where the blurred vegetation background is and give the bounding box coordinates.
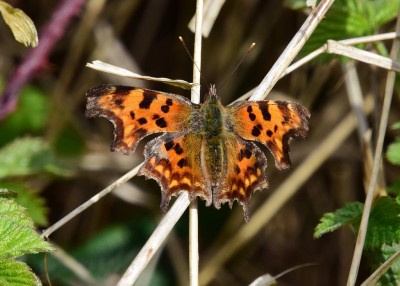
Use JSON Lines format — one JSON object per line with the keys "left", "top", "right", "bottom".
{"left": 0, "top": 0, "right": 400, "bottom": 285}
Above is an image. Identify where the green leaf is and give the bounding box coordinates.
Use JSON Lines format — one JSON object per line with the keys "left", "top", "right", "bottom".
{"left": 0, "top": 182, "right": 48, "bottom": 226}
{"left": 0, "top": 259, "right": 41, "bottom": 286}
{"left": 300, "top": 0, "right": 400, "bottom": 59}
{"left": 387, "top": 140, "right": 400, "bottom": 166}
{"left": 0, "top": 1, "right": 38, "bottom": 47}
{"left": 0, "top": 137, "right": 72, "bottom": 179}
{"left": 0, "top": 198, "right": 52, "bottom": 259}
{"left": 365, "top": 197, "right": 400, "bottom": 249}
{"left": 314, "top": 202, "right": 363, "bottom": 238}
{"left": 0, "top": 87, "right": 50, "bottom": 146}
{"left": 368, "top": 243, "right": 400, "bottom": 286}
{"left": 368, "top": 0, "right": 400, "bottom": 27}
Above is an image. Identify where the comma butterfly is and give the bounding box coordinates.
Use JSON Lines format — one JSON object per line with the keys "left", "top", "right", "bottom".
{"left": 86, "top": 84, "right": 310, "bottom": 221}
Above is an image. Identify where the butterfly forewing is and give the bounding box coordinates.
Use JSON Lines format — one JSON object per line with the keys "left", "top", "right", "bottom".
{"left": 86, "top": 84, "right": 193, "bottom": 154}
{"left": 228, "top": 100, "right": 310, "bottom": 170}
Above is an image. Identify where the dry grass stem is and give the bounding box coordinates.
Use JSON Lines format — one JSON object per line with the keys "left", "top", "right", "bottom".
{"left": 188, "top": 0, "right": 225, "bottom": 37}
{"left": 116, "top": 192, "right": 190, "bottom": 286}
{"left": 189, "top": 0, "right": 204, "bottom": 284}
{"left": 361, "top": 250, "right": 400, "bottom": 286}
{"left": 250, "top": 0, "right": 335, "bottom": 100}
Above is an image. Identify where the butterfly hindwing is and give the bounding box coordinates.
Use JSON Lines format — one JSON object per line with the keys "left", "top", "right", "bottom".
{"left": 228, "top": 100, "right": 310, "bottom": 170}
{"left": 86, "top": 84, "right": 194, "bottom": 154}
{"left": 139, "top": 132, "right": 211, "bottom": 210}
{"left": 214, "top": 137, "right": 268, "bottom": 221}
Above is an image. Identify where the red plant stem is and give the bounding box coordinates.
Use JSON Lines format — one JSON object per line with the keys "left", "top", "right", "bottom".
{"left": 0, "top": 0, "right": 87, "bottom": 120}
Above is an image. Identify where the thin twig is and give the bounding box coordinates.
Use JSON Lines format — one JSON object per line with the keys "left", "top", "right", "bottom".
{"left": 250, "top": 0, "right": 335, "bottom": 100}
{"left": 346, "top": 12, "right": 400, "bottom": 286}
{"left": 189, "top": 0, "right": 203, "bottom": 285}
{"left": 41, "top": 163, "right": 142, "bottom": 238}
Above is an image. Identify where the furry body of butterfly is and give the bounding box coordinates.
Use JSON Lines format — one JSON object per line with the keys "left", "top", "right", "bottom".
{"left": 86, "top": 84, "right": 310, "bottom": 221}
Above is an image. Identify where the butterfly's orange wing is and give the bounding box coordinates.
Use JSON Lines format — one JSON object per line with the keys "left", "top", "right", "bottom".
{"left": 228, "top": 100, "right": 310, "bottom": 170}
{"left": 86, "top": 84, "right": 194, "bottom": 154}
{"left": 139, "top": 132, "right": 211, "bottom": 209}
{"left": 214, "top": 137, "right": 268, "bottom": 221}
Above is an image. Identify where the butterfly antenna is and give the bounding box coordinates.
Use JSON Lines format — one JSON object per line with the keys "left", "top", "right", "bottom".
{"left": 179, "top": 36, "right": 208, "bottom": 86}
{"left": 219, "top": 42, "right": 256, "bottom": 90}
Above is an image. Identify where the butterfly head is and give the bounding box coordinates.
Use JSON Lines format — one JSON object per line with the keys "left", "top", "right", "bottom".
{"left": 205, "top": 84, "right": 218, "bottom": 101}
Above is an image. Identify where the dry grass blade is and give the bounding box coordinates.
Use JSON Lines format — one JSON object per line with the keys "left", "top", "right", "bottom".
{"left": 327, "top": 40, "right": 400, "bottom": 72}
{"left": 361, "top": 250, "right": 400, "bottom": 286}
{"left": 86, "top": 60, "right": 194, "bottom": 89}
{"left": 250, "top": 0, "right": 335, "bottom": 100}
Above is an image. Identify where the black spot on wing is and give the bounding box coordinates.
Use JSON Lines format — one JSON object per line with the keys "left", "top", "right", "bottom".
{"left": 110, "top": 85, "right": 133, "bottom": 95}
{"left": 114, "top": 99, "right": 123, "bottom": 106}
{"left": 137, "top": 118, "right": 147, "bottom": 125}
{"left": 130, "top": 111, "right": 135, "bottom": 120}
{"left": 174, "top": 143, "right": 184, "bottom": 155}
{"left": 266, "top": 130, "right": 273, "bottom": 137}
{"left": 155, "top": 118, "right": 167, "bottom": 128}
{"left": 177, "top": 158, "right": 187, "bottom": 168}
{"left": 166, "top": 98, "right": 173, "bottom": 106}
{"left": 161, "top": 105, "right": 169, "bottom": 113}
{"left": 234, "top": 165, "right": 241, "bottom": 174}
{"left": 139, "top": 91, "right": 157, "bottom": 109}
{"left": 251, "top": 126, "right": 261, "bottom": 137}
{"left": 259, "top": 104, "right": 271, "bottom": 121}
{"left": 164, "top": 141, "right": 174, "bottom": 151}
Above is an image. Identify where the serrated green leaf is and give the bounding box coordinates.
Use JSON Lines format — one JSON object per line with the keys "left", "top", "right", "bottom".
{"left": 0, "top": 1, "right": 38, "bottom": 47}
{"left": 0, "top": 137, "right": 72, "bottom": 179}
{"left": 0, "top": 183, "right": 48, "bottom": 226}
{"left": 0, "top": 259, "right": 41, "bottom": 286}
{"left": 387, "top": 140, "right": 400, "bottom": 166}
{"left": 0, "top": 197, "right": 33, "bottom": 228}
{"left": 365, "top": 197, "right": 400, "bottom": 249}
{"left": 314, "top": 202, "right": 363, "bottom": 238}
{"left": 0, "top": 198, "right": 52, "bottom": 259}
{"left": 367, "top": 243, "right": 400, "bottom": 286}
